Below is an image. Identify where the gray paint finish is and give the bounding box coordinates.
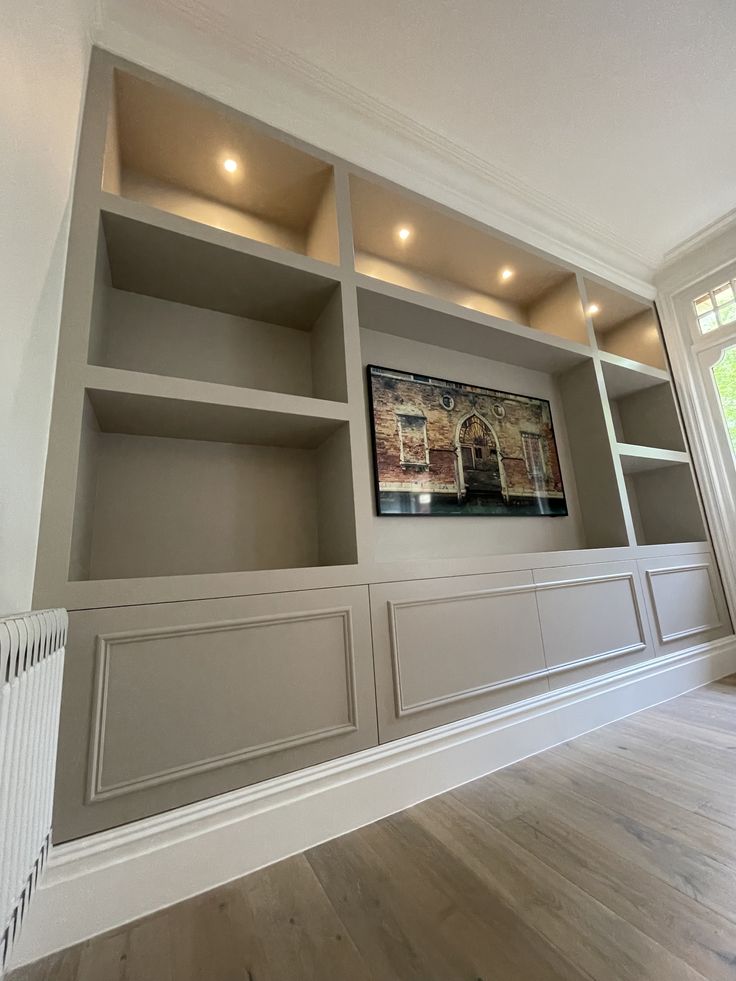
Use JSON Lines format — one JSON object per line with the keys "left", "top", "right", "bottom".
{"left": 55, "top": 586, "right": 377, "bottom": 841}
{"left": 31, "top": 49, "right": 729, "bottom": 842}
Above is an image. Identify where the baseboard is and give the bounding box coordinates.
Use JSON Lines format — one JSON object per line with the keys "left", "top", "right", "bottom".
{"left": 10, "top": 636, "right": 736, "bottom": 971}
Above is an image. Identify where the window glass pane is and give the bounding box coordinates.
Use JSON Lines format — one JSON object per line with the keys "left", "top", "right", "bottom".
{"left": 713, "top": 283, "right": 734, "bottom": 307}
{"left": 713, "top": 344, "right": 736, "bottom": 455}
{"left": 694, "top": 293, "right": 713, "bottom": 316}
{"left": 717, "top": 301, "right": 736, "bottom": 326}
{"left": 699, "top": 310, "right": 719, "bottom": 333}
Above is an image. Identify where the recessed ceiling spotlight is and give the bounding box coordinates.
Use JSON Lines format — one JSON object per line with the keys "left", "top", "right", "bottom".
{"left": 500, "top": 267, "right": 514, "bottom": 281}
{"left": 587, "top": 303, "right": 601, "bottom": 316}
{"left": 398, "top": 227, "right": 411, "bottom": 241}
{"left": 223, "top": 158, "right": 238, "bottom": 173}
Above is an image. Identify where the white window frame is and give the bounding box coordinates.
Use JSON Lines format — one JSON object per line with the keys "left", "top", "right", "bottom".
{"left": 656, "top": 238, "right": 736, "bottom": 621}
{"left": 692, "top": 276, "right": 736, "bottom": 338}
{"left": 688, "top": 267, "right": 736, "bottom": 349}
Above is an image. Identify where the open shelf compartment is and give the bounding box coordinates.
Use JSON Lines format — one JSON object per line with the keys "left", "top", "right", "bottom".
{"left": 69, "top": 388, "right": 358, "bottom": 582}
{"left": 622, "top": 457, "right": 706, "bottom": 546}
{"left": 603, "top": 362, "right": 685, "bottom": 453}
{"left": 88, "top": 208, "right": 348, "bottom": 403}
{"left": 584, "top": 279, "right": 665, "bottom": 370}
{"left": 103, "top": 69, "right": 339, "bottom": 263}
{"left": 350, "top": 175, "right": 589, "bottom": 347}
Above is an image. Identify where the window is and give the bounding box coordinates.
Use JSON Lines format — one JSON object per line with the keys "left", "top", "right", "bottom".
{"left": 521, "top": 432, "right": 546, "bottom": 478}
{"left": 397, "top": 414, "right": 429, "bottom": 467}
{"left": 693, "top": 279, "right": 736, "bottom": 334}
{"left": 712, "top": 344, "right": 736, "bottom": 456}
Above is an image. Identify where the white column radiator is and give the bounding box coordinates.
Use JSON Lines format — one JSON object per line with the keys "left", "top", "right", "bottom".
{"left": 0, "top": 609, "right": 66, "bottom": 973}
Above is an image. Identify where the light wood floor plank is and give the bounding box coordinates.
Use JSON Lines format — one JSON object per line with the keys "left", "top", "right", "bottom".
{"left": 556, "top": 737, "right": 736, "bottom": 829}
{"left": 308, "top": 814, "right": 588, "bottom": 981}
{"left": 412, "top": 793, "right": 707, "bottom": 981}
{"left": 466, "top": 754, "right": 736, "bottom": 921}
{"left": 454, "top": 778, "right": 736, "bottom": 980}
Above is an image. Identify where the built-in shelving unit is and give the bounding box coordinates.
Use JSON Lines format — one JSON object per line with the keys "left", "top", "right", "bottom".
{"left": 33, "top": 49, "right": 711, "bottom": 605}
{"left": 37, "top": 48, "right": 735, "bottom": 846}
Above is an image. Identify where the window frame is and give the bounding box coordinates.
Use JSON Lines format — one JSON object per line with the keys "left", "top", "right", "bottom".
{"left": 396, "top": 413, "right": 429, "bottom": 469}
{"left": 689, "top": 268, "right": 736, "bottom": 348}
{"left": 521, "top": 431, "right": 547, "bottom": 479}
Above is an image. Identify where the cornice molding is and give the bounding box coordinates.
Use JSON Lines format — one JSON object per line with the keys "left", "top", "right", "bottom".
{"left": 657, "top": 206, "right": 736, "bottom": 294}
{"left": 95, "top": 0, "right": 658, "bottom": 295}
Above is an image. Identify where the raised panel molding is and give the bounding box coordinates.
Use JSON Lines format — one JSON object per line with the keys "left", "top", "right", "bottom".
{"left": 386, "top": 572, "right": 649, "bottom": 718}
{"left": 536, "top": 572, "right": 648, "bottom": 668}
{"left": 646, "top": 564, "right": 722, "bottom": 644}
{"left": 88, "top": 607, "right": 358, "bottom": 802}
{"left": 386, "top": 583, "right": 544, "bottom": 716}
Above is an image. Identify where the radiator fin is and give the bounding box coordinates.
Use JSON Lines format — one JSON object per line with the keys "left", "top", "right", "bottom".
{"left": 0, "top": 609, "right": 67, "bottom": 973}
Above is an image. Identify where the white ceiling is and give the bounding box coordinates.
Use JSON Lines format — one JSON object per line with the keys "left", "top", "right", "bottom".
{"left": 99, "top": 0, "right": 736, "bottom": 285}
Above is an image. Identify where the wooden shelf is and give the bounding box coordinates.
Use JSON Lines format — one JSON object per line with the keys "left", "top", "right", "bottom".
{"left": 356, "top": 276, "right": 592, "bottom": 374}
{"left": 84, "top": 366, "right": 349, "bottom": 449}
{"left": 618, "top": 444, "right": 690, "bottom": 474}
{"left": 99, "top": 194, "right": 340, "bottom": 329}
{"left": 600, "top": 351, "right": 669, "bottom": 398}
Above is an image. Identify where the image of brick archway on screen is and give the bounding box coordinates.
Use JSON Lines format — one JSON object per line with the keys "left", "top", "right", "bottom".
{"left": 367, "top": 365, "right": 567, "bottom": 517}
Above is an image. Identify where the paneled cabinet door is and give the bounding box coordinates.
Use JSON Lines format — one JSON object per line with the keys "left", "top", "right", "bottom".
{"left": 533, "top": 560, "right": 655, "bottom": 690}
{"left": 370, "top": 571, "right": 548, "bottom": 741}
{"left": 55, "top": 586, "right": 377, "bottom": 841}
{"left": 638, "top": 551, "right": 732, "bottom": 655}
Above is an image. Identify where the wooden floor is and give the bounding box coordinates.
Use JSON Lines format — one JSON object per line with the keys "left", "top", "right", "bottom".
{"left": 11, "top": 677, "right": 736, "bottom": 980}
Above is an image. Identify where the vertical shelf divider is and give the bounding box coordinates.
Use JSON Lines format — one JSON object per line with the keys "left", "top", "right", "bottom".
{"left": 333, "top": 164, "right": 377, "bottom": 566}
{"left": 577, "top": 273, "right": 639, "bottom": 546}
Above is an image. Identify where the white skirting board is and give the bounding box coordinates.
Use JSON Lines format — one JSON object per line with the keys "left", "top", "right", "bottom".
{"left": 10, "top": 635, "right": 736, "bottom": 971}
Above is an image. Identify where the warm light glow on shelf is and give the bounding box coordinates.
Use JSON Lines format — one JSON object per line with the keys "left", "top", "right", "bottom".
{"left": 500, "top": 268, "right": 514, "bottom": 281}
{"left": 587, "top": 303, "right": 601, "bottom": 316}
{"left": 397, "top": 227, "right": 411, "bottom": 241}
{"left": 223, "top": 158, "right": 238, "bottom": 173}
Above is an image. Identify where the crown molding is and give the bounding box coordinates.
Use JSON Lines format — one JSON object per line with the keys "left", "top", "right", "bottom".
{"left": 657, "top": 206, "right": 736, "bottom": 295}
{"left": 94, "top": 0, "right": 657, "bottom": 297}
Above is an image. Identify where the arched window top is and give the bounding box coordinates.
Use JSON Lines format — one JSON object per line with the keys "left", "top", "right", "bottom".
{"left": 458, "top": 413, "right": 495, "bottom": 446}
{"left": 712, "top": 343, "right": 736, "bottom": 455}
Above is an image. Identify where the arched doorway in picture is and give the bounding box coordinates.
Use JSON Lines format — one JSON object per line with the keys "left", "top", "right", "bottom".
{"left": 456, "top": 413, "right": 506, "bottom": 500}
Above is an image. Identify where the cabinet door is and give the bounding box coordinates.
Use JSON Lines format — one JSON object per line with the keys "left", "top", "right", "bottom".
{"left": 534, "top": 560, "right": 654, "bottom": 689}
{"left": 55, "top": 586, "right": 377, "bottom": 841}
{"left": 370, "top": 571, "right": 548, "bottom": 741}
{"left": 638, "top": 551, "right": 732, "bottom": 655}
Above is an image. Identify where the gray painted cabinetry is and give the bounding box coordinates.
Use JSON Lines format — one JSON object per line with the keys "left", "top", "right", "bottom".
{"left": 36, "top": 51, "right": 733, "bottom": 840}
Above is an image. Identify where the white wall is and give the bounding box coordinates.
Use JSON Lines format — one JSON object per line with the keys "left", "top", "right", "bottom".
{"left": 0, "top": 0, "right": 92, "bottom": 614}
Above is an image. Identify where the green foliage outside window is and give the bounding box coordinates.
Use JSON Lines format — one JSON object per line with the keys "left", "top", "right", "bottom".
{"left": 713, "top": 345, "right": 736, "bottom": 454}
